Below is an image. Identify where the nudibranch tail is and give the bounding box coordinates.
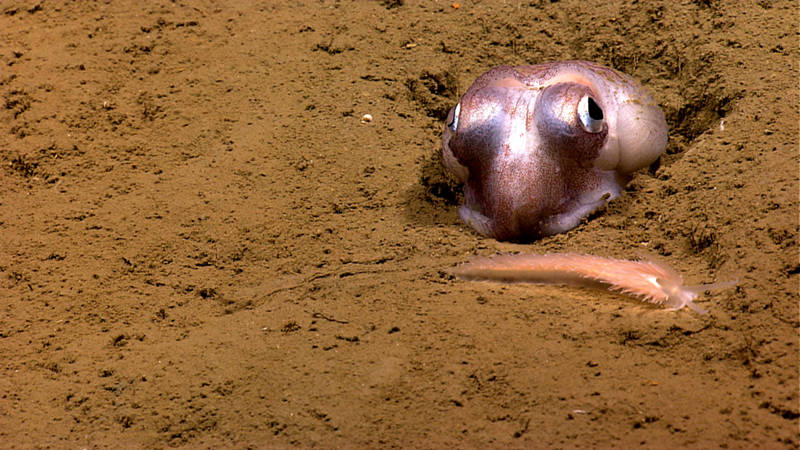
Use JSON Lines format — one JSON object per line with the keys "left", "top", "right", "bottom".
{"left": 450, "top": 253, "right": 737, "bottom": 314}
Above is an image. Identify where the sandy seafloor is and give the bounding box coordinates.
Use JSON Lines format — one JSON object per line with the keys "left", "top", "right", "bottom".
{"left": 0, "top": 0, "right": 797, "bottom": 447}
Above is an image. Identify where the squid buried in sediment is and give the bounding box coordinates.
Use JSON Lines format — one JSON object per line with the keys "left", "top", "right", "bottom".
{"left": 442, "top": 61, "right": 669, "bottom": 242}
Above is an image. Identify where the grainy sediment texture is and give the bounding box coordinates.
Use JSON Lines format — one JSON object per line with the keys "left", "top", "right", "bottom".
{"left": 1, "top": 1, "right": 797, "bottom": 447}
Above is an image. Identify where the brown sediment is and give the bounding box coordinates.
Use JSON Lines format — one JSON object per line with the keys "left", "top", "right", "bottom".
{"left": 0, "top": 0, "right": 796, "bottom": 447}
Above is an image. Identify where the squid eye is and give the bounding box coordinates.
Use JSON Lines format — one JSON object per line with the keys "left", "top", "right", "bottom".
{"left": 578, "top": 96, "right": 604, "bottom": 133}
{"left": 448, "top": 103, "right": 460, "bottom": 131}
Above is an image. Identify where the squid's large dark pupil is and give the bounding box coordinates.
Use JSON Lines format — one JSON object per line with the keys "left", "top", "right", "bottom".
{"left": 588, "top": 97, "right": 603, "bottom": 120}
